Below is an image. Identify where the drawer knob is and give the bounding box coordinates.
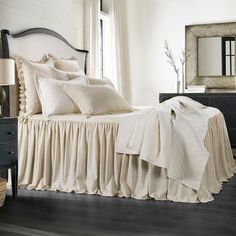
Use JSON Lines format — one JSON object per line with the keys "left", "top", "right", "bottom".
{"left": 7, "top": 131, "right": 15, "bottom": 135}
{"left": 8, "top": 151, "right": 15, "bottom": 155}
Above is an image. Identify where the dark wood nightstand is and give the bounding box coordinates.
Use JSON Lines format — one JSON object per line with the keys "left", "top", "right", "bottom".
{"left": 0, "top": 117, "right": 18, "bottom": 199}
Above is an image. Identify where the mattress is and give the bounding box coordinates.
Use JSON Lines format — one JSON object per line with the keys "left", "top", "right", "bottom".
{"left": 18, "top": 107, "right": 236, "bottom": 203}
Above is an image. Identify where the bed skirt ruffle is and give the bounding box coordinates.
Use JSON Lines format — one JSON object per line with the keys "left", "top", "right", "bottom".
{"left": 18, "top": 112, "right": 236, "bottom": 203}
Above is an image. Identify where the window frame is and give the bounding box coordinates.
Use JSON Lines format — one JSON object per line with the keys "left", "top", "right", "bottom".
{"left": 221, "top": 36, "right": 235, "bottom": 76}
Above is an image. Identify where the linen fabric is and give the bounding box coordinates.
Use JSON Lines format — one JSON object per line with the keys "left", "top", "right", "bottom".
{"left": 116, "top": 96, "right": 209, "bottom": 190}
{"left": 18, "top": 107, "right": 236, "bottom": 203}
{"left": 50, "top": 67, "right": 85, "bottom": 80}
{"left": 15, "top": 56, "right": 55, "bottom": 116}
{"left": 86, "top": 77, "right": 115, "bottom": 88}
{"left": 48, "top": 53, "right": 81, "bottom": 72}
{"left": 63, "top": 84, "right": 133, "bottom": 115}
{"left": 36, "top": 77, "right": 87, "bottom": 117}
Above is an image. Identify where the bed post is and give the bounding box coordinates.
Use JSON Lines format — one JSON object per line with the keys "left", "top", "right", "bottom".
{"left": 1, "top": 29, "right": 10, "bottom": 117}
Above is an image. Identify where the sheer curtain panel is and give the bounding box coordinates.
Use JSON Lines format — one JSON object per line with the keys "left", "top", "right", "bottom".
{"left": 110, "top": 0, "right": 125, "bottom": 96}
{"left": 84, "top": 0, "right": 100, "bottom": 78}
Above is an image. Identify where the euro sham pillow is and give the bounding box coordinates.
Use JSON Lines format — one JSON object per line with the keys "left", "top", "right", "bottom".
{"left": 48, "top": 53, "right": 82, "bottom": 72}
{"left": 63, "top": 84, "right": 133, "bottom": 115}
{"left": 15, "top": 56, "right": 55, "bottom": 116}
{"left": 36, "top": 77, "right": 87, "bottom": 117}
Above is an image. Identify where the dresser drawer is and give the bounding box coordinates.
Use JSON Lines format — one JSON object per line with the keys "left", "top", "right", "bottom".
{"left": 210, "top": 96, "right": 236, "bottom": 113}
{"left": 223, "top": 113, "right": 236, "bottom": 128}
{"left": 0, "top": 123, "right": 17, "bottom": 144}
{"left": 0, "top": 143, "right": 17, "bottom": 165}
{"left": 227, "top": 129, "right": 236, "bottom": 147}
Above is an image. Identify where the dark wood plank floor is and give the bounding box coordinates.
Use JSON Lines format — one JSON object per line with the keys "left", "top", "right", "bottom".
{"left": 0, "top": 176, "right": 236, "bottom": 236}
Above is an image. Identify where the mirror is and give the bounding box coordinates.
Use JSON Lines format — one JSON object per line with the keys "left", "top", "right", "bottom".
{"left": 185, "top": 22, "right": 236, "bottom": 89}
{"left": 198, "top": 36, "right": 235, "bottom": 76}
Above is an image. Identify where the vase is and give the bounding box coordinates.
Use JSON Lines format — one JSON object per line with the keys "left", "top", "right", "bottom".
{"left": 177, "top": 80, "right": 180, "bottom": 93}
{"left": 181, "top": 64, "right": 185, "bottom": 93}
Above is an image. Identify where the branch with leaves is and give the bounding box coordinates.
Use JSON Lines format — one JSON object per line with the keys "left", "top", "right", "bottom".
{"left": 164, "top": 40, "right": 189, "bottom": 92}
{"left": 164, "top": 40, "right": 179, "bottom": 79}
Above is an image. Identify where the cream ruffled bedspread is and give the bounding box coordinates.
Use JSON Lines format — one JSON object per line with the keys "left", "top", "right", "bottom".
{"left": 18, "top": 107, "right": 236, "bottom": 203}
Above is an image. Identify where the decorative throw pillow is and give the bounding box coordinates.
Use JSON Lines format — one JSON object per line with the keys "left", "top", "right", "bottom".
{"left": 36, "top": 76, "right": 88, "bottom": 117}
{"left": 15, "top": 56, "right": 55, "bottom": 116}
{"left": 63, "top": 84, "right": 133, "bottom": 115}
{"left": 48, "top": 53, "right": 82, "bottom": 72}
{"left": 86, "top": 77, "right": 115, "bottom": 88}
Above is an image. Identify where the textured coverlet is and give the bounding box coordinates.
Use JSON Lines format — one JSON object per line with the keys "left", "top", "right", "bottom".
{"left": 116, "top": 97, "right": 209, "bottom": 191}
{"left": 18, "top": 108, "right": 236, "bottom": 203}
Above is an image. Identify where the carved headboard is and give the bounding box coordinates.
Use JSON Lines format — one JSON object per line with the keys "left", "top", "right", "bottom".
{"left": 0, "top": 28, "right": 89, "bottom": 116}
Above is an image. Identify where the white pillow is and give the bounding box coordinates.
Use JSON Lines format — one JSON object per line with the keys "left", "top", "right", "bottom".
{"left": 63, "top": 84, "right": 133, "bottom": 115}
{"left": 50, "top": 66, "right": 85, "bottom": 80}
{"left": 48, "top": 53, "right": 81, "bottom": 72}
{"left": 36, "top": 77, "right": 87, "bottom": 117}
{"left": 86, "top": 77, "right": 115, "bottom": 88}
{"left": 15, "top": 56, "right": 55, "bottom": 116}
{"left": 63, "top": 77, "right": 88, "bottom": 85}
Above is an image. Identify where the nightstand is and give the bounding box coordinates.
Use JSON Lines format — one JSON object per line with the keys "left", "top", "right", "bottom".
{"left": 0, "top": 117, "right": 18, "bottom": 199}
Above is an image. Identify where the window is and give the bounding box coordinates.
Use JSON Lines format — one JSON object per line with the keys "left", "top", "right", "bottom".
{"left": 100, "top": 0, "right": 109, "bottom": 14}
{"left": 99, "top": 0, "right": 111, "bottom": 78}
{"left": 222, "top": 37, "right": 235, "bottom": 76}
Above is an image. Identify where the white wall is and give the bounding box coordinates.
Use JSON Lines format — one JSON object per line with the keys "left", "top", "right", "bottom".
{"left": 120, "top": 0, "right": 236, "bottom": 105}
{"left": 0, "top": 0, "right": 84, "bottom": 53}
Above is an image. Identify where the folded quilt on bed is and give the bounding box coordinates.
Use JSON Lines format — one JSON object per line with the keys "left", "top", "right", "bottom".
{"left": 116, "top": 96, "right": 209, "bottom": 190}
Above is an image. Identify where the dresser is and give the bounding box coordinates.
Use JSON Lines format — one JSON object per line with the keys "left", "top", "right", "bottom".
{"left": 159, "top": 93, "right": 236, "bottom": 148}
{"left": 0, "top": 117, "right": 18, "bottom": 198}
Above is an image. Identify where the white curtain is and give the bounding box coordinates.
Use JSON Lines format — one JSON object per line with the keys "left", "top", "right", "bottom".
{"left": 110, "top": 0, "right": 125, "bottom": 96}
{"left": 84, "top": 0, "right": 100, "bottom": 78}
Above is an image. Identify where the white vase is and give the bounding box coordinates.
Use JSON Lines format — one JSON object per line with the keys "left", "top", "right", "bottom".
{"left": 181, "top": 64, "right": 185, "bottom": 93}
{"left": 177, "top": 80, "right": 180, "bottom": 93}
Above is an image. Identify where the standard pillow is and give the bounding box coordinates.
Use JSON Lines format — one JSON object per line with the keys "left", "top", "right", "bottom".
{"left": 36, "top": 77, "right": 87, "bottom": 117}
{"left": 86, "top": 77, "right": 115, "bottom": 88}
{"left": 48, "top": 53, "right": 81, "bottom": 72}
{"left": 63, "top": 84, "right": 133, "bottom": 115}
{"left": 50, "top": 66, "right": 85, "bottom": 80}
{"left": 15, "top": 56, "right": 55, "bottom": 116}
{"left": 64, "top": 77, "right": 88, "bottom": 85}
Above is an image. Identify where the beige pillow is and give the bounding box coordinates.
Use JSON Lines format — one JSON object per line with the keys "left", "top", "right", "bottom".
{"left": 50, "top": 67, "right": 85, "bottom": 81}
{"left": 63, "top": 84, "right": 133, "bottom": 115}
{"left": 36, "top": 77, "right": 87, "bottom": 117}
{"left": 87, "top": 77, "right": 115, "bottom": 88}
{"left": 48, "top": 53, "right": 81, "bottom": 72}
{"left": 15, "top": 56, "right": 55, "bottom": 115}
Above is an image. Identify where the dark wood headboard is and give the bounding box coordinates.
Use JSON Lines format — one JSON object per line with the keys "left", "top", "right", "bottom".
{"left": 0, "top": 28, "right": 89, "bottom": 117}
{"left": 160, "top": 93, "right": 236, "bottom": 148}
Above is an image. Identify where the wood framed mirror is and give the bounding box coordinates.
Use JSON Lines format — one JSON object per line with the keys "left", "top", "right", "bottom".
{"left": 185, "top": 22, "right": 236, "bottom": 89}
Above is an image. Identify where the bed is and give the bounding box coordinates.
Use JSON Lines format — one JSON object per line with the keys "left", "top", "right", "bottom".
{"left": 1, "top": 28, "right": 236, "bottom": 203}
